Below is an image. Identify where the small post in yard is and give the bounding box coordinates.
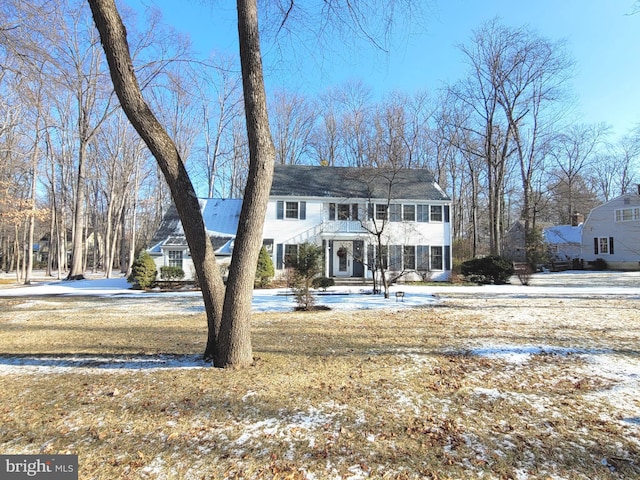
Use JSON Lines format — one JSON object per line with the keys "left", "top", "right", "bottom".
{"left": 395, "top": 291, "right": 405, "bottom": 302}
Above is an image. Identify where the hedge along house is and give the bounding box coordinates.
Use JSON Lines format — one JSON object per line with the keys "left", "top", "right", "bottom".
{"left": 263, "top": 165, "right": 453, "bottom": 282}
{"left": 580, "top": 186, "right": 640, "bottom": 270}
{"left": 148, "top": 198, "right": 242, "bottom": 280}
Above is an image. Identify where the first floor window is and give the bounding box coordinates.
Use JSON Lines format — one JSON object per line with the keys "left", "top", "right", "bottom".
{"left": 284, "top": 244, "right": 299, "bottom": 266}
{"left": 168, "top": 250, "right": 183, "bottom": 268}
{"left": 594, "top": 237, "right": 614, "bottom": 255}
{"left": 403, "top": 245, "right": 416, "bottom": 270}
{"left": 368, "top": 244, "right": 388, "bottom": 269}
{"left": 263, "top": 239, "right": 274, "bottom": 254}
{"left": 431, "top": 246, "right": 443, "bottom": 270}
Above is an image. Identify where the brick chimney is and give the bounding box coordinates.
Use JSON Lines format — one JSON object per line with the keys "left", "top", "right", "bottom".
{"left": 571, "top": 212, "right": 584, "bottom": 226}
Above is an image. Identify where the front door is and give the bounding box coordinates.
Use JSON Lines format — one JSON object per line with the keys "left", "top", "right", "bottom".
{"left": 333, "top": 240, "right": 353, "bottom": 277}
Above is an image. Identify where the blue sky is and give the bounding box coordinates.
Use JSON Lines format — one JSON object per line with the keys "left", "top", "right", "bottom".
{"left": 127, "top": 0, "right": 640, "bottom": 140}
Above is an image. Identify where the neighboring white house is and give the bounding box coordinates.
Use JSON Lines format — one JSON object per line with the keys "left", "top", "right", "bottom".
{"left": 580, "top": 188, "right": 640, "bottom": 270}
{"left": 149, "top": 165, "right": 453, "bottom": 282}
{"left": 543, "top": 223, "right": 583, "bottom": 267}
{"left": 148, "top": 198, "right": 242, "bottom": 279}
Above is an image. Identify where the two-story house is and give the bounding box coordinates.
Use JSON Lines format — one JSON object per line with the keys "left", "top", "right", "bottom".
{"left": 264, "top": 165, "right": 452, "bottom": 282}
{"left": 149, "top": 165, "right": 453, "bottom": 282}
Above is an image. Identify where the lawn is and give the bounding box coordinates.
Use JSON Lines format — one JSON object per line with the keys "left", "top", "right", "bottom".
{"left": 0, "top": 289, "right": 638, "bottom": 479}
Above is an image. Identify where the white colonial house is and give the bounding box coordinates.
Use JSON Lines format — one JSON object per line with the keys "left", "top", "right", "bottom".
{"left": 580, "top": 187, "right": 640, "bottom": 270}
{"left": 149, "top": 165, "right": 453, "bottom": 282}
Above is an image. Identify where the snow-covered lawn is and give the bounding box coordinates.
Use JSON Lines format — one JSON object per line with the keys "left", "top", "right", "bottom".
{"left": 0, "top": 271, "right": 638, "bottom": 479}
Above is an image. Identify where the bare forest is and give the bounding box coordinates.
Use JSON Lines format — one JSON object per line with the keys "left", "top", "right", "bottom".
{"left": 1, "top": 0, "right": 638, "bottom": 284}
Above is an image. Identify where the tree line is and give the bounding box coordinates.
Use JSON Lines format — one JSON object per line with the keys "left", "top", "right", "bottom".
{"left": 1, "top": 0, "right": 638, "bottom": 284}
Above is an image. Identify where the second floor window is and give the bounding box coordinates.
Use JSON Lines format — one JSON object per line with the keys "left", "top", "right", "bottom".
{"left": 276, "top": 200, "right": 306, "bottom": 220}
{"left": 375, "top": 204, "right": 388, "bottom": 221}
{"left": 285, "top": 202, "right": 298, "bottom": 219}
{"left": 403, "top": 205, "right": 416, "bottom": 221}
{"left": 430, "top": 205, "right": 443, "bottom": 222}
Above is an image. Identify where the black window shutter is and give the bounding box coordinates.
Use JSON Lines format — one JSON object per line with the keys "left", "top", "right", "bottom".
{"left": 299, "top": 201, "right": 306, "bottom": 220}
{"left": 444, "top": 205, "right": 450, "bottom": 223}
{"left": 367, "top": 203, "right": 374, "bottom": 220}
{"left": 609, "top": 237, "right": 614, "bottom": 255}
{"left": 594, "top": 237, "right": 598, "bottom": 255}
{"left": 276, "top": 201, "right": 284, "bottom": 219}
{"left": 445, "top": 245, "right": 451, "bottom": 271}
{"left": 276, "top": 244, "right": 283, "bottom": 269}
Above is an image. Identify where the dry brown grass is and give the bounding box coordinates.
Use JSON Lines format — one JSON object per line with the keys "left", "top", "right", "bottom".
{"left": 0, "top": 294, "right": 639, "bottom": 479}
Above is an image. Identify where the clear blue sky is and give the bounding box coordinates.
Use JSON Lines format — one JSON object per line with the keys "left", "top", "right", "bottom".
{"left": 126, "top": 0, "right": 640, "bottom": 140}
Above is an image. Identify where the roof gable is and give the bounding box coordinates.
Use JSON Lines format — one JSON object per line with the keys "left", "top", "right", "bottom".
{"left": 270, "top": 165, "right": 449, "bottom": 201}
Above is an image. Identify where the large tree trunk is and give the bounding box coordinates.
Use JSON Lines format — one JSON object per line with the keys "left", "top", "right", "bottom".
{"left": 88, "top": 0, "right": 226, "bottom": 357}
{"left": 67, "top": 143, "right": 88, "bottom": 280}
{"left": 215, "top": 0, "right": 275, "bottom": 367}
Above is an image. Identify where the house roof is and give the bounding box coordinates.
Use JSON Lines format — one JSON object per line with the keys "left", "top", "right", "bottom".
{"left": 543, "top": 224, "right": 583, "bottom": 245}
{"left": 148, "top": 198, "right": 242, "bottom": 255}
{"left": 270, "top": 165, "right": 450, "bottom": 201}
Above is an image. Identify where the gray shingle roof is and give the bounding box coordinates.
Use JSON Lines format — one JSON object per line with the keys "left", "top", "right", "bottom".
{"left": 270, "top": 165, "right": 449, "bottom": 201}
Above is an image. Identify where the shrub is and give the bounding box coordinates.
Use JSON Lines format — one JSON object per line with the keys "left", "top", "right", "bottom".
{"left": 592, "top": 258, "right": 608, "bottom": 271}
{"left": 160, "top": 266, "right": 185, "bottom": 281}
{"left": 287, "top": 243, "right": 323, "bottom": 310}
{"left": 460, "top": 256, "right": 515, "bottom": 285}
{"left": 255, "top": 246, "right": 275, "bottom": 288}
{"left": 312, "top": 276, "right": 334, "bottom": 291}
{"left": 127, "top": 251, "right": 157, "bottom": 289}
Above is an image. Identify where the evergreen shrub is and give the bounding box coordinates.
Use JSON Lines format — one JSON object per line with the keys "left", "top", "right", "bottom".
{"left": 460, "top": 255, "right": 515, "bottom": 285}
{"left": 255, "top": 246, "right": 275, "bottom": 288}
{"left": 127, "top": 251, "right": 157, "bottom": 289}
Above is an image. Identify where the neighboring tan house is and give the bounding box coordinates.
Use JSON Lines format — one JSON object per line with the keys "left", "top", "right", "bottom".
{"left": 149, "top": 165, "right": 453, "bottom": 282}
{"left": 580, "top": 187, "right": 640, "bottom": 270}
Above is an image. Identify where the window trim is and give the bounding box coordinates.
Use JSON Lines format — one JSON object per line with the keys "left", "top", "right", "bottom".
{"left": 594, "top": 236, "right": 614, "bottom": 255}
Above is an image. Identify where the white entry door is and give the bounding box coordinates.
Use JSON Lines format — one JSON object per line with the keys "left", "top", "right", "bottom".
{"left": 334, "top": 241, "right": 353, "bottom": 277}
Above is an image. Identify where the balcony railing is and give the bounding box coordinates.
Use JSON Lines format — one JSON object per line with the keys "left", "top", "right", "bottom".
{"left": 323, "top": 220, "right": 367, "bottom": 233}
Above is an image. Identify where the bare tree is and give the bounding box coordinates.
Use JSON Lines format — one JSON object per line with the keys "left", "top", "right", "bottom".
{"left": 491, "top": 22, "right": 571, "bottom": 264}
{"left": 549, "top": 123, "right": 609, "bottom": 222}
{"left": 452, "top": 20, "right": 518, "bottom": 256}
{"left": 271, "top": 90, "right": 317, "bottom": 165}
{"left": 89, "top": 0, "right": 419, "bottom": 368}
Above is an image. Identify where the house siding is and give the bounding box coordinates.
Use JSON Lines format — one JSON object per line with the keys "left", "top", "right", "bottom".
{"left": 264, "top": 195, "right": 452, "bottom": 282}
{"left": 581, "top": 194, "right": 640, "bottom": 270}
